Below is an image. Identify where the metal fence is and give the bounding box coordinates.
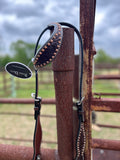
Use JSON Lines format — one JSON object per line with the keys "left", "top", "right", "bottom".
{"left": 0, "top": 0, "right": 120, "bottom": 159}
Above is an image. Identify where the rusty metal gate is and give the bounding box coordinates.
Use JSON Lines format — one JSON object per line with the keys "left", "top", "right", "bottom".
{"left": 0, "top": 0, "right": 120, "bottom": 160}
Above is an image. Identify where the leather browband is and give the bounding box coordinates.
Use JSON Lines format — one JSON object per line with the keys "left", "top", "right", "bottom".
{"left": 33, "top": 22, "right": 63, "bottom": 70}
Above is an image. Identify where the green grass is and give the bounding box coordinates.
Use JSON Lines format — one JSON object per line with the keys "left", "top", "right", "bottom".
{"left": 93, "top": 68, "right": 120, "bottom": 97}
{"left": 92, "top": 112, "right": 120, "bottom": 140}
{"left": 16, "top": 84, "right": 55, "bottom": 98}
{"left": 0, "top": 71, "right": 55, "bottom": 98}
{"left": 92, "top": 69, "right": 120, "bottom": 140}
{"left": 0, "top": 71, "right": 57, "bottom": 148}
{"left": 0, "top": 104, "right": 57, "bottom": 149}
{"left": 93, "top": 80, "right": 120, "bottom": 95}
{"left": 0, "top": 69, "right": 120, "bottom": 149}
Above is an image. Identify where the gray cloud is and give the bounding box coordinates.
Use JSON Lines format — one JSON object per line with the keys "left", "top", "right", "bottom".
{"left": 94, "top": 0, "right": 120, "bottom": 57}
{"left": 97, "top": 0, "right": 120, "bottom": 7}
{"left": 0, "top": 0, "right": 120, "bottom": 57}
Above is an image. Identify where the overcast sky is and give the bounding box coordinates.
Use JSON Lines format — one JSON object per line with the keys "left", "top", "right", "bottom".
{"left": 0, "top": 0, "right": 120, "bottom": 57}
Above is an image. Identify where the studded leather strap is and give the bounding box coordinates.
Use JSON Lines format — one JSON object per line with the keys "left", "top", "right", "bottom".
{"left": 33, "top": 23, "right": 63, "bottom": 69}
{"left": 32, "top": 22, "right": 63, "bottom": 160}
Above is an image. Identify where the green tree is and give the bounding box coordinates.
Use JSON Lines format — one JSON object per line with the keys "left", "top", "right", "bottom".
{"left": 94, "top": 49, "right": 112, "bottom": 64}
{"left": 0, "top": 55, "right": 12, "bottom": 71}
{"left": 95, "top": 49, "right": 120, "bottom": 65}
{"left": 10, "top": 40, "right": 39, "bottom": 67}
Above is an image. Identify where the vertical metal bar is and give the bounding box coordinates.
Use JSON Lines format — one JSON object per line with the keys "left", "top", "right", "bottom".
{"left": 11, "top": 76, "right": 16, "bottom": 98}
{"left": 73, "top": 55, "right": 79, "bottom": 100}
{"left": 3, "top": 72, "right": 7, "bottom": 94}
{"left": 52, "top": 28, "right": 74, "bottom": 160}
{"left": 73, "top": 55, "right": 79, "bottom": 159}
{"left": 80, "top": 0, "right": 96, "bottom": 159}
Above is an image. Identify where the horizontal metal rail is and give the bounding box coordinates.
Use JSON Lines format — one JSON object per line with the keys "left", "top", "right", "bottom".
{"left": 1, "top": 112, "right": 119, "bottom": 128}
{"left": 94, "top": 75, "right": 120, "bottom": 80}
{"left": 96, "top": 124, "right": 120, "bottom": 129}
{"left": 0, "top": 98, "right": 56, "bottom": 104}
{"left": 0, "top": 139, "right": 119, "bottom": 160}
{"left": 95, "top": 64, "right": 120, "bottom": 70}
{"left": 93, "top": 92, "right": 120, "bottom": 97}
{"left": 0, "top": 137, "right": 57, "bottom": 144}
{"left": 92, "top": 138, "right": 120, "bottom": 151}
{"left": 91, "top": 98, "right": 120, "bottom": 112}
{"left": 18, "top": 81, "right": 53, "bottom": 85}
{"left": 0, "top": 144, "right": 56, "bottom": 160}
{"left": 0, "top": 112, "right": 56, "bottom": 118}
{"left": 1, "top": 98, "right": 120, "bottom": 112}
{"left": 0, "top": 85, "right": 11, "bottom": 91}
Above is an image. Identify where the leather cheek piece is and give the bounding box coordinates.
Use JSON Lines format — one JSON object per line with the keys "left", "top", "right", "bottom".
{"left": 33, "top": 23, "right": 63, "bottom": 69}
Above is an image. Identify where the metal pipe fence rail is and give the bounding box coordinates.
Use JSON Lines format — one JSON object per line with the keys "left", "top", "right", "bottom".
{"left": 1, "top": 67, "right": 120, "bottom": 97}
{"left": 93, "top": 74, "right": 120, "bottom": 98}
{"left": 94, "top": 75, "right": 120, "bottom": 80}
{"left": 93, "top": 92, "right": 120, "bottom": 97}
{"left": 0, "top": 98, "right": 55, "bottom": 104}
{"left": 0, "top": 137, "right": 57, "bottom": 145}
{"left": 0, "top": 97, "right": 120, "bottom": 149}
{"left": 0, "top": 144, "right": 56, "bottom": 160}
{"left": 0, "top": 98, "right": 57, "bottom": 148}
{"left": 0, "top": 40, "right": 120, "bottom": 159}
{"left": 0, "top": 70, "right": 54, "bottom": 97}
{"left": 95, "top": 63, "right": 120, "bottom": 70}
{"left": 0, "top": 72, "right": 11, "bottom": 97}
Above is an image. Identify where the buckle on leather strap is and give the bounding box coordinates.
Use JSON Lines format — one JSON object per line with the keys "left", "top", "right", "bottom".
{"left": 31, "top": 93, "right": 42, "bottom": 119}
{"left": 76, "top": 97, "right": 85, "bottom": 122}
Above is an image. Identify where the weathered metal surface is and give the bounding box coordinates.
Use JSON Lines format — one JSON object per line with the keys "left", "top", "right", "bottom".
{"left": 0, "top": 112, "right": 56, "bottom": 118}
{"left": 53, "top": 28, "right": 74, "bottom": 160}
{"left": 73, "top": 55, "right": 79, "bottom": 100}
{"left": 91, "top": 98, "right": 120, "bottom": 112}
{"left": 93, "top": 92, "right": 120, "bottom": 97}
{"left": 80, "top": 0, "right": 96, "bottom": 159}
{"left": 0, "top": 144, "right": 57, "bottom": 160}
{"left": 92, "top": 139, "right": 120, "bottom": 151}
{"left": 96, "top": 124, "right": 120, "bottom": 129}
{"left": 95, "top": 63, "right": 120, "bottom": 70}
{"left": 0, "top": 98, "right": 56, "bottom": 104}
{"left": 94, "top": 75, "right": 120, "bottom": 80}
{"left": 52, "top": 28, "right": 74, "bottom": 72}
{"left": 93, "top": 149, "right": 120, "bottom": 160}
{"left": 0, "top": 137, "right": 57, "bottom": 144}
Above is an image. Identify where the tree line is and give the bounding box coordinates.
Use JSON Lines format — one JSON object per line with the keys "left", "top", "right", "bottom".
{"left": 95, "top": 49, "right": 120, "bottom": 65}
{"left": 0, "top": 40, "right": 120, "bottom": 71}
{"left": 0, "top": 40, "right": 39, "bottom": 71}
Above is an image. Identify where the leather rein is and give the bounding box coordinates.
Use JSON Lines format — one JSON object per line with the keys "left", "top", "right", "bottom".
{"left": 32, "top": 22, "right": 85, "bottom": 160}
{"left": 32, "top": 22, "right": 63, "bottom": 160}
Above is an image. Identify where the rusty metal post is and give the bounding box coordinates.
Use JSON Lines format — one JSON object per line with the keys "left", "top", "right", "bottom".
{"left": 52, "top": 28, "right": 74, "bottom": 160}
{"left": 80, "top": 0, "right": 96, "bottom": 159}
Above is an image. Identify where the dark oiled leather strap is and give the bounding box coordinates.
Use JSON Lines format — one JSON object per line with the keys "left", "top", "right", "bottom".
{"left": 59, "top": 22, "right": 85, "bottom": 160}
{"left": 32, "top": 97, "right": 42, "bottom": 160}
{"left": 32, "top": 22, "right": 63, "bottom": 160}
{"left": 33, "top": 22, "right": 63, "bottom": 70}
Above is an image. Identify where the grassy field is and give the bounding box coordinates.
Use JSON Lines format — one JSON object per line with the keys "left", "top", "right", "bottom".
{"left": 0, "top": 69, "right": 120, "bottom": 149}
{"left": 0, "top": 103, "right": 57, "bottom": 149}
